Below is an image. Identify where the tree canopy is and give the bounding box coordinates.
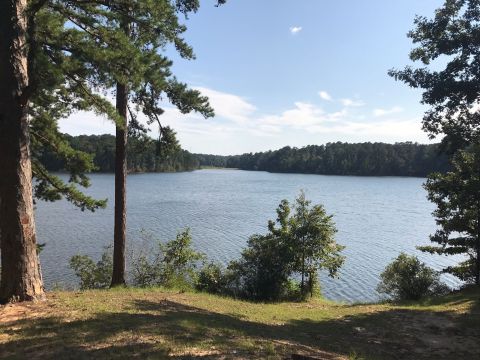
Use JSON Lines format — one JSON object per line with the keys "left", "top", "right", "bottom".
{"left": 29, "top": 0, "right": 215, "bottom": 211}
{"left": 389, "top": 0, "right": 480, "bottom": 152}
{"left": 391, "top": 0, "right": 480, "bottom": 286}
{"left": 200, "top": 142, "right": 449, "bottom": 177}
{"left": 419, "top": 144, "right": 480, "bottom": 284}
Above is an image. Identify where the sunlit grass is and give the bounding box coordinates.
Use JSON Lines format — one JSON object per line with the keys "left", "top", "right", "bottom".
{"left": 1, "top": 286, "right": 479, "bottom": 359}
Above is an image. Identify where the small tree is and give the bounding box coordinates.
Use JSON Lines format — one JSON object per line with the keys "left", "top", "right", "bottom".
{"left": 377, "top": 253, "right": 449, "bottom": 301}
{"left": 291, "top": 191, "right": 345, "bottom": 298}
{"left": 161, "top": 229, "right": 205, "bottom": 287}
{"left": 227, "top": 192, "right": 345, "bottom": 301}
{"left": 419, "top": 144, "right": 480, "bottom": 284}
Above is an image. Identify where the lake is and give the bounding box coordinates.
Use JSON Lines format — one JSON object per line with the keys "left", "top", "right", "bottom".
{"left": 35, "top": 169, "right": 463, "bottom": 302}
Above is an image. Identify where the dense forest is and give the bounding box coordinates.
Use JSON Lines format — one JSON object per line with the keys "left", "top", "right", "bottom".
{"left": 218, "top": 142, "right": 450, "bottom": 177}
{"left": 39, "top": 135, "right": 449, "bottom": 177}
{"left": 38, "top": 134, "right": 200, "bottom": 173}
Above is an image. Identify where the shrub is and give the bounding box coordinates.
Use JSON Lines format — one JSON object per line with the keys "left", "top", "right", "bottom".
{"left": 70, "top": 249, "right": 112, "bottom": 289}
{"left": 222, "top": 193, "right": 344, "bottom": 302}
{"left": 195, "top": 262, "right": 227, "bottom": 294}
{"left": 131, "top": 228, "right": 204, "bottom": 290}
{"left": 131, "top": 254, "right": 160, "bottom": 288}
{"left": 377, "top": 253, "right": 450, "bottom": 301}
{"left": 70, "top": 229, "right": 205, "bottom": 290}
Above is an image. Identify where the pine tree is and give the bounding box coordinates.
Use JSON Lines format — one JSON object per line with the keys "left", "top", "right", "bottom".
{"left": 389, "top": 0, "right": 480, "bottom": 152}
{"left": 419, "top": 144, "right": 480, "bottom": 285}
{"left": 0, "top": 0, "right": 221, "bottom": 302}
{"left": 0, "top": 0, "right": 45, "bottom": 302}
{"left": 290, "top": 192, "right": 344, "bottom": 298}
{"left": 108, "top": 1, "right": 218, "bottom": 286}
{"left": 390, "top": 0, "right": 480, "bottom": 286}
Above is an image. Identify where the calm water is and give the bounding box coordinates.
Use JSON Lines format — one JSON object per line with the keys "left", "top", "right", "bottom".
{"left": 35, "top": 170, "right": 463, "bottom": 302}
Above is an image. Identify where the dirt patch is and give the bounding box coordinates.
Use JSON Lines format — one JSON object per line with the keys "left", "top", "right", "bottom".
{"left": 0, "top": 299, "right": 56, "bottom": 324}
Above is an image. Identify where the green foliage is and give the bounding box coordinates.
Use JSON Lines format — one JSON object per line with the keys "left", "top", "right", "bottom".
{"left": 389, "top": 0, "right": 480, "bottom": 152}
{"left": 27, "top": 0, "right": 220, "bottom": 211}
{"left": 70, "top": 230, "right": 204, "bottom": 291}
{"left": 69, "top": 250, "right": 113, "bottom": 290}
{"left": 290, "top": 192, "right": 344, "bottom": 298}
{"left": 377, "top": 253, "right": 449, "bottom": 301}
{"left": 39, "top": 134, "right": 200, "bottom": 173}
{"left": 162, "top": 229, "right": 205, "bottom": 288}
{"left": 131, "top": 229, "right": 205, "bottom": 289}
{"left": 226, "top": 233, "right": 293, "bottom": 301}
{"left": 40, "top": 138, "right": 449, "bottom": 177}
{"left": 195, "top": 262, "right": 227, "bottom": 294}
{"left": 419, "top": 144, "right": 480, "bottom": 284}
{"left": 200, "top": 142, "right": 449, "bottom": 177}
{"left": 225, "top": 192, "right": 345, "bottom": 301}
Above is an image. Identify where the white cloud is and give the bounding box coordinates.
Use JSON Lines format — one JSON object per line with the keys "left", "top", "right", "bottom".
{"left": 256, "top": 102, "right": 427, "bottom": 143}
{"left": 341, "top": 98, "right": 365, "bottom": 107}
{"left": 193, "top": 86, "right": 256, "bottom": 124}
{"left": 59, "top": 111, "right": 115, "bottom": 136}
{"left": 290, "top": 26, "right": 302, "bottom": 34}
{"left": 319, "top": 91, "right": 333, "bottom": 101}
{"left": 259, "top": 102, "right": 326, "bottom": 129}
{"left": 373, "top": 106, "right": 403, "bottom": 117}
{"left": 58, "top": 87, "right": 431, "bottom": 155}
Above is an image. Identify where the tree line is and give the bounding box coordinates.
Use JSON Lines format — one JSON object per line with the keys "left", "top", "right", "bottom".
{"left": 38, "top": 134, "right": 200, "bottom": 173}
{"left": 39, "top": 136, "right": 450, "bottom": 178}
{"left": 207, "top": 142, "right": 450, "bottom": 177}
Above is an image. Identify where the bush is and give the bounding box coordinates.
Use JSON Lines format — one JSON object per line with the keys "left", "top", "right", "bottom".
{"left": 131, "top": 229, "right": 204, "bottom": 290}
{"left": 70, "top": 249, "right": 112, "bottom": 289}
{"left": 131, "top": 254, "right": 160, "bottom": 288}
{"left": 377, "top": 253, "right": 450, "bottom": 301}
{"left": 220, "top": 193, "right": 344, "bottom": 302}
{"left": 195, "top": 262, "right": 227, "bottom": 294}
{"left": 70, "top": 229, "right": 205, "bottom": 290}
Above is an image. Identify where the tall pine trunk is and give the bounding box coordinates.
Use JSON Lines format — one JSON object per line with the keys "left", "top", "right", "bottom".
{"left": 0, "top": 0, "right": 45, "bottom": 303}
{"left": 111, "top": 82, "right": 128, "bottom": 287}
{"left": 476, "top": 200, "right": 480, "bottom": 286}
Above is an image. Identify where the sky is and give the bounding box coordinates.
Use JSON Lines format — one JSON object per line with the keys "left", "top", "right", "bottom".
{"left": 59, "top": 0, "right": 445, "bottom": 155}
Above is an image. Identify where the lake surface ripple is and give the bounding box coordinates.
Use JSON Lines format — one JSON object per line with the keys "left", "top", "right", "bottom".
{"left": 36, "top": 169, "right": 462, "bottom": 302}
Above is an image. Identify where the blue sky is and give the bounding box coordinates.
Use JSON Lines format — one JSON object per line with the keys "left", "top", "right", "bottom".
{"left": 60, "top": 0, "right": 444, "bottom": 155}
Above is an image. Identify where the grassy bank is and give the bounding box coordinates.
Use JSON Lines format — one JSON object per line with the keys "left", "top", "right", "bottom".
{"left": 1, "top": 287, "right": 479, "bottom": 359}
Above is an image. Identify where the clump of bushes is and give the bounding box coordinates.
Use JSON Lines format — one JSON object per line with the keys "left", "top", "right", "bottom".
{"left": 198, "top": 192, "right": 344, "bottom": 302}
{"left": 195, "top": 262, "right": 228, "bottom": 294}
{"left": 131, "top": 229, "right": 204, "bottom": 290}
{"left": 70, "top": 249, "right": 113, "bottom": 290}
{"left": 70, "top": 193, "right": 345, "bottom": 302}
{"left": 377, "top": 253, "right": 450, "bottom": 301}
{"left": 70, "top": 229, "right": 205, "bottom": 291}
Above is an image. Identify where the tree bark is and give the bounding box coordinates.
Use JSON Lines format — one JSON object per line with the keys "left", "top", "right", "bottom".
{"left": 0, "top": 0, "right": 45, "bottom": 303}
{"left": 476, "top": 200, "right": 480, "bottom": 286}
{"left": 301, "top": 252, "right": 305, "bottom": 292}
{"left": 111, "top": 82, "right": 128, "bottom": 287}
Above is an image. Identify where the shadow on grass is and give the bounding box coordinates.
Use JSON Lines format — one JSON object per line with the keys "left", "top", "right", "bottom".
{"left": 1, "top": 292, "right": 480, "bottom": 360}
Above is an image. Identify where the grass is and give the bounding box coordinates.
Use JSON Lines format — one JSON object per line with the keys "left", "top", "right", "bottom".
{"left": 1, "top": 286, "right": 479, "bottom": 359}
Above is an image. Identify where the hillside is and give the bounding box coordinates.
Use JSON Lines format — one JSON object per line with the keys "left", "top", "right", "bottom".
{"left": 1, "top": 287, "right": 479, "bottom": 359}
